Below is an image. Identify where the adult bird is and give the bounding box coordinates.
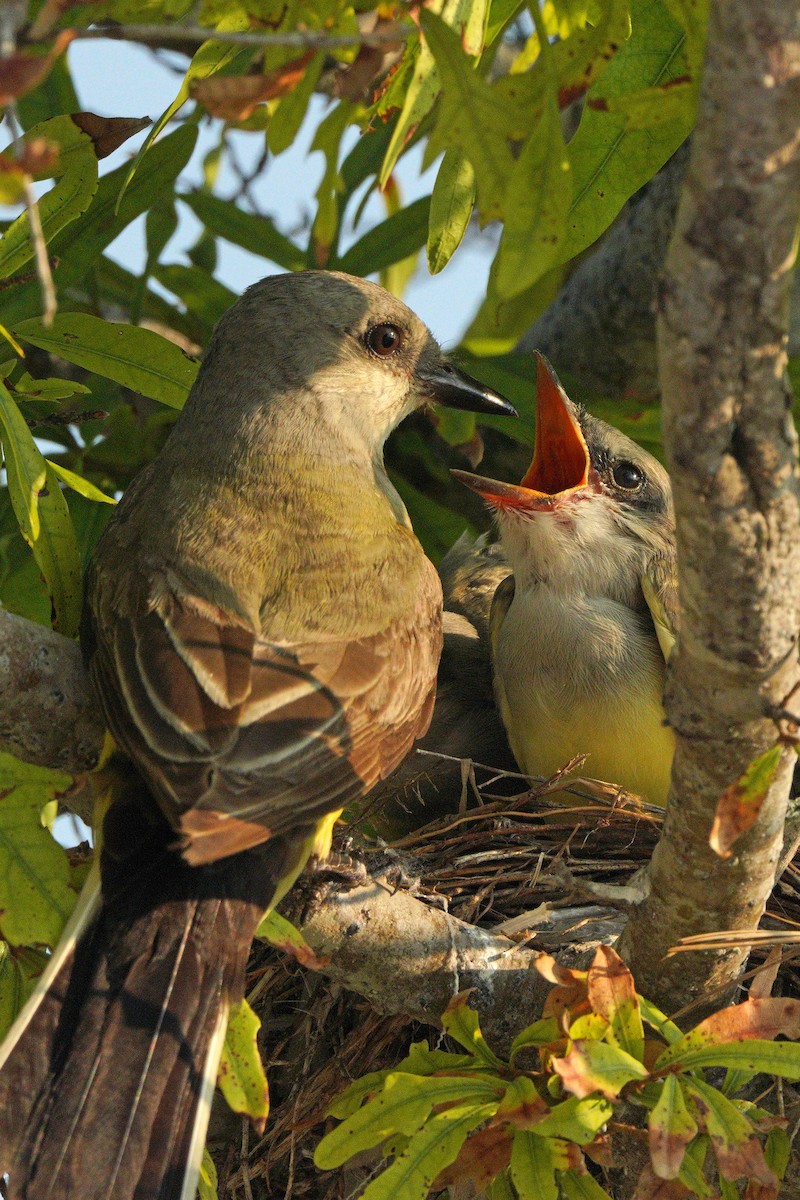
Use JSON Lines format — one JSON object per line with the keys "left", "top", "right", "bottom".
{"left": 454, "top": 353, "right": 677, "bottom": 807}
{"left": 0, "top": 271, "right": 515, "bottom": 1200}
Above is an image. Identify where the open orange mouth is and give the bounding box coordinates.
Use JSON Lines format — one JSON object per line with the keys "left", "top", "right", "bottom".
{"left": 452, "top": 354, "right": 591, "bottom": 511}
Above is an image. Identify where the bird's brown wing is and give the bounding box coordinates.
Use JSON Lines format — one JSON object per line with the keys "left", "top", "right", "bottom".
{"left": 87, "top": 578, "right": 442, "bottom": 865}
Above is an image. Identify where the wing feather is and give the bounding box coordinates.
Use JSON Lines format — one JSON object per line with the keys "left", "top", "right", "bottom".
{"left": 86, "top": 565, "right": 442, "bottom": 866}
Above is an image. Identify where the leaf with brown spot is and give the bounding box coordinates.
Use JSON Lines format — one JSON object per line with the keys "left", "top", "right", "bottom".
{"left": 648, "top": 1076, "right": 697, "bottom": 1180}
{"left": 710, "top": 743, "right": 783, "bottom": 857}
{"left": 255, "top": 908, "right": 330, "bottom": 970}
{"left": 656, "top": 997, "right": 800, "bottom": 1070}
{"left": 552, "top": 1039, "right": 648, "bottom": 1100}
{"left": 685, "top": 1078, "right": 777, "bottom": 1188}
{"left": 71, "top": 113, "right": 150, "bottom": 160}
{"left": 587, "top": 945, "right": 644, "bottom": 1062}
{"left": 191, "top": 52, "right": 315, "bottom": 122}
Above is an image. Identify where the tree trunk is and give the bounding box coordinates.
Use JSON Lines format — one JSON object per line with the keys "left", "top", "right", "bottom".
{"left": 620, "top": 0, "right": 800, "bottom": 1009}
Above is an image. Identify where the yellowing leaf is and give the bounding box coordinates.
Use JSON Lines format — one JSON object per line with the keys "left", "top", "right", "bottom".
{"left": 198, "top": 1146, "right": 219, "bottom": 1200}
{"left": 217, "top": 997, "right": 270, "bottom": 1129}
{"left": 254, "top": 908, "right": 328, "bottom": 970}
{"left": 510, "top": 1131, "right": 562, "bottom": 1199}
{"left": 552, "top": 1039, "right": 648, "bottom": 1100}
{"left": 587, "top": 945, "right": 644, "bottom": 1062}
{"left": 46, "top": 461, "right": 116, "bottom": 506}
{"left": 710, "top": 743, "right": 784, "bottom": 857}
{"left": 648, "top": 1075, "right": 698, "bottom": 1179}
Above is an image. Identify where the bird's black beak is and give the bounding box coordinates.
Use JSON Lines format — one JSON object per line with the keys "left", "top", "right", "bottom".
{"left": 418, "top": 362, "right": 517, "bottom": 418}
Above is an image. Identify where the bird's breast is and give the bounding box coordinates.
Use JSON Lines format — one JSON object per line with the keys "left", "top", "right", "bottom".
{"left": 494, "top": 586, "right": 674, "bottom": 806}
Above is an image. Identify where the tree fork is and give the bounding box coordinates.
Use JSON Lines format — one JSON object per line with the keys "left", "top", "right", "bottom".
{"left": 620, "top": 1, "right": 800, "bottom": 1006}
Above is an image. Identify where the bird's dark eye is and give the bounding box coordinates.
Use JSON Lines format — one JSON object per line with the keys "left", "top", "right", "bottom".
{"left": 612, "top": 461, "right": 645, "bottom": 490}
{"left": 366, "top": 323, "right": 404, "bottom": 358}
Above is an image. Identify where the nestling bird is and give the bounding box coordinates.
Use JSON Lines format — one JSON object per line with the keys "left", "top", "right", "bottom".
{"left": 0, "top": 271, "right": 515, "bottom": 1200}
{"left": 454, "top": 353, "right": 677, "bottom": 807}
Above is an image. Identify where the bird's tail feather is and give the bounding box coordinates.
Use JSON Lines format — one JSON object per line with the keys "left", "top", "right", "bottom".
{"left": 0, "top": 785, "right": 292, "bottom": 1200}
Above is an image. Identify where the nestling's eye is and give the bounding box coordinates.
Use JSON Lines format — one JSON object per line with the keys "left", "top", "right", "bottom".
{"left": 612, "top": 461, "right": 645, "bottom": 490}
{"left": 366, "top": 323, "right": 404, "bottom": 358}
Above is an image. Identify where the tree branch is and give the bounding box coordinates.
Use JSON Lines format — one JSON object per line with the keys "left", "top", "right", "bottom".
{"left": 620, "top": 1, "right": 800, "bottom": 1007}
{"left": 286, "top": 874, "right": 554, "bottom": 1055}
{"left": 0, "top": 607, "right": 103, "bottom": 773}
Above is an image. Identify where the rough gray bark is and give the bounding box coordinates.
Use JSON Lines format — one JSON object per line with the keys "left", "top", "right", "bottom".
{"left": 287, "top": 875, "right": 551, "bottom": 1055}
{"left": 619, "top": 1, "right": 800, "bottom": 1007}
{"left": 0, "top": 607, "right": 103, "bottom": 773}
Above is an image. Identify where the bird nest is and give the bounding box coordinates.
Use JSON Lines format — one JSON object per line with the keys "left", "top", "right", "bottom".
{"left": 209, "top": 756, "right": 800, "bottom": 1199}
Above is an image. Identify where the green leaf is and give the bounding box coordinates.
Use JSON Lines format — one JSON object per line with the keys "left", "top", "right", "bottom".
{"left": 0, "top": 125, "right": 199, "bottom": 327}
{"left": 562, "top": 0, "right": 692, "bottom": 261}
{"left": 379, "top": 0, "right": 482, "bottom": 187}
{"left": 14, "top": 315, "right": 199, "bottom": 409}
{"left": 338, "top": 197, "right": 431, "bottom": 277}
{"left": 152, "top": 265, "right": 235, "bottom": 335}
{"left": 315, "top": 1072, "right": 503, "bottom": 1170}
{"left": 558, "top": 1171, "right": 614, "bottom": 1200}
{"left": 0, "top": 380, "right": 82, "bottom": 634}
{"left": 660, "top": 1038, "right": 800, "bottom": 1080}
{"left": 198, "top": 1146, "right": 219, "bottom": 1200}
{"left": 428, "top": 148, "right": 476, "bottom": 275}
{"left": 13, "top": 374, "right": 91, "bottom": 402}
{"left": 0, "top": 940, "right": 48, "bottom": 1040}
{"left": 648, "top": 1075, "right": 698, "bottom": 1179}
{"left": 594, "top": 79, "right": 695, "bottom": 128}
{"left": 217, "top": 997, "right": 270, "bottom": 1124}
{"left": 678, "top": 1134, "right": 713, "bottom": 1196}
{"left": 0, "top": 116, "right": 98, "bottom": 281}
{"left": 361, "top": 1101, "right": 499, "bottom": 1200}
{"left": 510, "top": 1131, "right": 559, "bottom": 1200}
{"left": 530, "top": 1095, "right": 613, "bottom": 1143}
{"left": 422, "top": 10, "right": 516, "bottom": 223}
{"left": 509, "top": 1015, "right": 562, "bottom": 1063}
{"left": 0, "top": 753, "right": 75, "bottom": 948}
{"left": 441, "top": 991, "right": 505, "bottom": 1069}
{"left": 639, "top": 994, "right": 684, "bottom": 1045}
{"left": 268, "top": 52, "right": 325, "bottom": 155}
{"left": 661, "top": 0, "right": 709, "bottom": 71}
{"left": 181, "top": 190, "right": 306, "bottom": 272}
{"left": 764, "top": 1127, "right": 791, "bottom": 1183}
{"left": 309, "top": 101, "right": 354, "bottom": 266}
{"left": 495, "top": 93, "right": 572, "bottom": 298}
{"left": 46, "top": 461, "right": 116, "bottom": 505}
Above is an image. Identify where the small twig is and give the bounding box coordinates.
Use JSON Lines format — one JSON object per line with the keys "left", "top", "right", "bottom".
{"left": 52, "top": 21, "right": 411, "bottom": 52}
{"left": 5, "top": 103, "right": 56, "bottom": 326}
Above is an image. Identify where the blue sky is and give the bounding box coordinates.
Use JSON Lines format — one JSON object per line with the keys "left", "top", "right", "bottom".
{"left": 58, "top": 37, "right": 498, "bottom": 348}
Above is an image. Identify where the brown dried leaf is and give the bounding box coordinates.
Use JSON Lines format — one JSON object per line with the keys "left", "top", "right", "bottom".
{"left": 71, "top": 113, "right": 150, "bottom": 160}
{"left": 712, "top": 1132, "right": 778, "bottom": 1188}
{"left": 692, "top": 996, "right": 800, "bottom": 1044}
{"left": 632, "top": 1164, "right": 692, "bottom": 1200}
{"left": 749, "top": 948, "right": 782, "bottom": 1001}
{"left": 588, "top": 946, "right": 638, "bottom": 1024}
{"left": 710, "top": 744, "right": 783, "bottom": 857}
{"left": 0, "top": 31, "right": 73, "bottom": 107}
{"left": 432, "top": 1123, "right": 513, "bottom": 1190}
{"left": 191, "top": 52, "right": 315, "bottom": 121}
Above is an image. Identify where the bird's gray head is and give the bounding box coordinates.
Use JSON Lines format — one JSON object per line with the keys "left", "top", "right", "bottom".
{"left": 453, "top": 354, "right": 673, "bottom": 601}
{"left": 182, "top": 271, "right": 514, "bottom": 456}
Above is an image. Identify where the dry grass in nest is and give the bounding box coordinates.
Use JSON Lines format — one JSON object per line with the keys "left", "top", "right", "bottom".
{"left": 211, "top": 756, "right": 800, "bottom": 1197}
